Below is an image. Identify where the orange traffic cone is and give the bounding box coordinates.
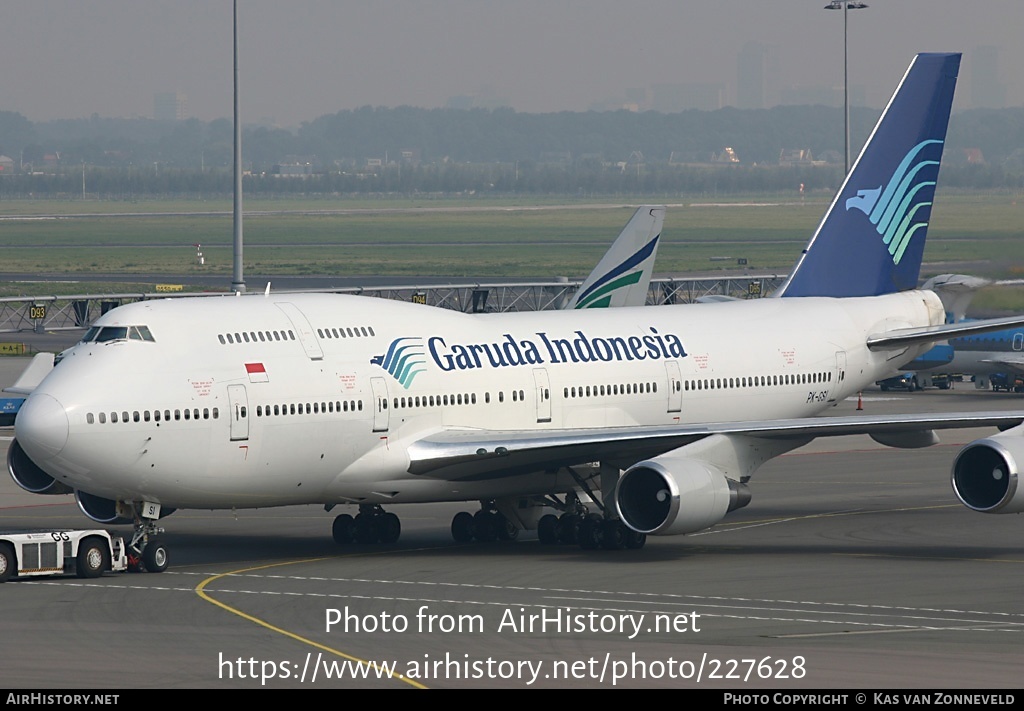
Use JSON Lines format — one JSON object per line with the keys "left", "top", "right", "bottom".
{"left": 856, "top": 391, "right": 863, "bottom": 411}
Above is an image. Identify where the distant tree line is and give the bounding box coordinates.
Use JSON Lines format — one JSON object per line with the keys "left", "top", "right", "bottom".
{"left": 0, "top": 104, "right": 1021, "bottom": 197}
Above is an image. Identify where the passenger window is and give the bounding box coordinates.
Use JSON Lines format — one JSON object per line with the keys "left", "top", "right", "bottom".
{"left": 86, "top": 413, "right": 95, "bottom": 424}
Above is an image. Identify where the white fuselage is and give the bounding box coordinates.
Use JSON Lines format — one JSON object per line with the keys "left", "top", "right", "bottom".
{"left": 15, "top": 290, "right": 944, "bottom": 509}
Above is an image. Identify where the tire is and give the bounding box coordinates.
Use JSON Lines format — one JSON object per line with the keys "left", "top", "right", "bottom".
{"left": 577, "top": 515, "right": 602, "bottom": 550}
{"left": 557, "top": 514, "right": 580, "bottom": 545}
{"left": 76, "top": 537, "right": 109, "bottom": 579}
{"left": 496, "top": 515, "right": 519, "bottom": 541}
{"left": 624, "top": 529, "right": 647, "bottom": 550}
{"left": 537, "top": 514, "right": 558, "bottom": 545}
{"left": 353, "top": 514, "right": 379, "bottom": 544}
{"left": 142, "top": 538, "right": 169, "bottom": 573}
{"left": 0, "top": 543, "right": 15, "bottom": 583}
{"left": 378, "top": 513, "right": 401, "bottom": 544}
{"left": 451, "top": 511, "right": 475, "bottom": 542}
{"left": 473, "top": 510, "right": 498, "bottom": 542}
{"left": 601, "top": 520, "right": 626, "bottom": 550}
{"left": 332, "top": 514, "right": 354, "bottom": 544}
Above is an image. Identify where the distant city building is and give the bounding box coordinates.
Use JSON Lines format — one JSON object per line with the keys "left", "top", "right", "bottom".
{"left": 778, "top": 149, "right": 823, "bottom": 167}
{"left": 0, "top": 155, "right": 15, "bottom": 173}
{"left": 712, "top": 147, "right": 740, "bottom": 164}
{"left": 736, "top": 42, "right": 779, "bottom": 109}
{"left": 779, "top": 84, "right": 865, "bottom": 108}
{"left": 154, "top": 91, "right": 187, "bottom": 121}
{"left": 652, "top": 82, "right": 725, "bottom": 112}
{"left": 971, "top": 46, "right": 1006, "bottom": 108}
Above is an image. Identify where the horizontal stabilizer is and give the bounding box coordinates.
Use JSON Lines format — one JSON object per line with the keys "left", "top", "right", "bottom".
{"left": 4, "top": 352, "right": 55, "bottom": 396}
{"left": 867, "top": 314, "right": 1024, "bottom": 351}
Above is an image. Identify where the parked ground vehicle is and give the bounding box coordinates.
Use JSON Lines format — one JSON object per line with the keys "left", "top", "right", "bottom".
{"left": 877, "top": 373, "right": 920, "bottom": 391}
{"left": 0, "top": 529, "right": 134, "bottom": 582}
{"left": 990, "top": 373, "right": 1024, "bottom": 393}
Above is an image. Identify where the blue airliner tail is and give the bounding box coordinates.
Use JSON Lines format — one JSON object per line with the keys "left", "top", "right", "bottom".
{"left": 777, "top": 53, "right": 960, "bottom": 298}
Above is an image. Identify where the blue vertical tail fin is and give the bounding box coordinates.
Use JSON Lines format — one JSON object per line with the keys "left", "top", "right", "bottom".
{"left": 777, "top": 53, "right": 961, "bottom": 298}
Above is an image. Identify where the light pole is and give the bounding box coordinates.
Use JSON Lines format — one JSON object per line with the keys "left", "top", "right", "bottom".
{"left": 824, "top": 1, "right": 868, "bottom": 176}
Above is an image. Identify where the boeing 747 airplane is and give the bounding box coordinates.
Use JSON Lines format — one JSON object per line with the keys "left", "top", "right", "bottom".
{"left": 10, "top": 53, "right": 1024, "bottom": 571}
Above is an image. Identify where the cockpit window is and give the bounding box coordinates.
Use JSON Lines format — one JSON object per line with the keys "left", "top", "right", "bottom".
{"left": 94, "top": 327, "right": 129, "bottom": 342}
{"left": 83, "top": 325, "right": 156, "bottom": 343}
{"left": 130, "top": 326, "right": 155, "bottom": 342}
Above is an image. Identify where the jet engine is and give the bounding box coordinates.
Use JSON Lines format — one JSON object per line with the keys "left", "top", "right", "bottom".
{"left": 616, "top": 454, "right": 751, "bottom": 536}
{"left": 614, "top": 433, "right": 808, "bottom": 536}
{"left": 76, "top": 489, "right": 176, "bottom": 525}
{"left": 76, "top": 490, "right": 134, "bottom": 525}
{"left": 952, "top": 430, "right": 1024, "bottom": 514}
{"left": 7, "top": 439, "right": 72, "bottom": 495}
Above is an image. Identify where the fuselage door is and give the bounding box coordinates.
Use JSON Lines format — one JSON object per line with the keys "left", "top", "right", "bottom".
{"left": 830, "top": 350, "right": 848, "bottom": 402}
{"left": 665, "top": 360, "right": 682, "bottom": 413}
{"left": 1014, "top": 333, "right": 1023, "bottom": 352}
{"left": 370, "top": 377, "right": 389, "bottom": 433}
{"left": 275, "top": 302, "right": 324, "bottom": 361}
{"left": 227, "top": 384, "right": 249, "bottom": 441}
{"left": 533, "top": 368, "right": 551, "bottom": 423}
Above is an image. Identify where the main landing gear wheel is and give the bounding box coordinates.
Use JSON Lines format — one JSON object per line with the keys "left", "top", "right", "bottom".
{"left": 556, "top": 513, "right": 580, "bottom": 545}
{"left": 539, "top": 511, "right": 647, "bottom": 553}
{"left": 537, "top": 514, "right": 559, "bottom": 545}
{"left": 378, "top": 513, "right": 401, "bottom": 544}
{"left": 333, "top": 505, "right": 402, "bottom": 545}
{"left": 451, "top": 511, "right": 475, "bottom": 542}
{"left": 332, "top": 514, "right": 355, "bottom": 544}
{"left": 76, "top": 537, "right": 109, "bottom": 578}
{"left": 449, "top": 507, "right": 519, "bottom": 543}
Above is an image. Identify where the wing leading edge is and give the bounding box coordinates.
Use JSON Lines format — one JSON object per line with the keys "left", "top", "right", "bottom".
{"left": 406, "top": 411, "right": 1024, "bottom": 481}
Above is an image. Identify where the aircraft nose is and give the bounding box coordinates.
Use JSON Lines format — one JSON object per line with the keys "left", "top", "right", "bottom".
{"left": 15, "top": 393, "right": 70, "bottom": 460}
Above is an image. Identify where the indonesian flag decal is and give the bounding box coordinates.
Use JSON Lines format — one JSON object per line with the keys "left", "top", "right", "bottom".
{"left": 245, "top": 362, "right": 269, "bottom": 383}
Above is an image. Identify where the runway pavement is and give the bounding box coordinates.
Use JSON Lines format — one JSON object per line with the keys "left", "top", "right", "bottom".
{"left": 2, "top": 355, "right": 1023, "bottom": 689}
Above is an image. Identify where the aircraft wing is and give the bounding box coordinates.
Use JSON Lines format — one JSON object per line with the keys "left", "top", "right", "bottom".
{"left": 867, "top": 314, "right": 1024, "bottom": 351}
{"left": 980, "top": 358, "right": 1024, "bottom": 373}
{"left": 406, "top": 411, "right": 1024, "bottom": 480}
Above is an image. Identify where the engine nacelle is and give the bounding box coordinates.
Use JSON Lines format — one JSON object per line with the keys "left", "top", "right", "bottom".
{"left": 616, "top": 456, "right": 750, "bottom": 536}
{"left": 7, "top": 439, "right": 73, "bottom": 495}
{"left": 76, "top": 490, "right": 133, "bottom": 525}
{"left": 952, "top": 432, "right": 1024, "bottom": 514}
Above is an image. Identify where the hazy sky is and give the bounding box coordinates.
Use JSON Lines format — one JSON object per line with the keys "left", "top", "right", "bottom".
{"left": 2, "top": 1, "right": 1021, "bottom": 126}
